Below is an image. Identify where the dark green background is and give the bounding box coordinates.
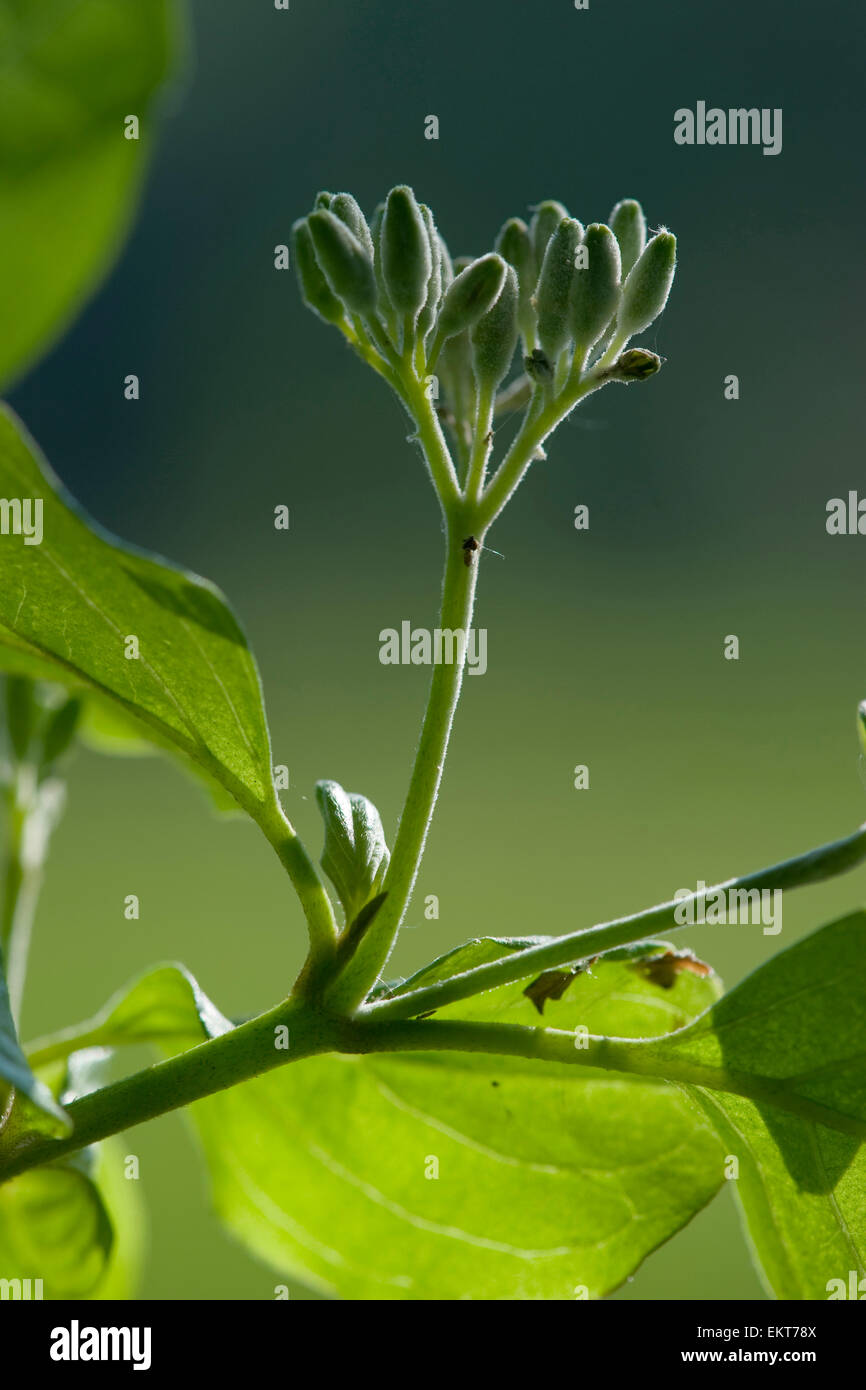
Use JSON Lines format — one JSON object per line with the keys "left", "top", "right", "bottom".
{"left": 9, "top": 0, "right": 866, "bottom": 1298}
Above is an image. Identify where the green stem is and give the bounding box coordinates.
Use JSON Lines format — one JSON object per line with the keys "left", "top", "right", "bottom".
{"left": 0, "top": 999, "right": 343, "bottom": 1183}
{"left": 348, "top": 1017, "right": 866, "bottom": 1138}
{"left": 324, "top": 518, "right": 481, "bottom": 1012}
{"left": 480, "top": 371, "right": 605, "bottom": 528}
{"left": 363, "top": 820, "right": 866, "bottom": 1023}
{"left": 465, "top": 384, "right": 494, "bottom": 502}
{"left": 256, "top": 802, "right": 338, "bottom": 989}
{"left": 407, "top": 377, "right": 461, "bottom": 506}
{"left": 1, "top": 768, "right": 58, "bottom": 1021}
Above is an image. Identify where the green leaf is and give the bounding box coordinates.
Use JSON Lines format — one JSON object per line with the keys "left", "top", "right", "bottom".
{"left": 0, "top": 0, "right": 181, "bottom": 390}
{"left": 691, "top": 1089, "right": 866, "bottom": 1301}
{"left": 625, "top": 911, "right": 866, "bottom": 1299}
{"left": 0, "top": 408, "right": 278, "bottom": 819}
{"left": 0, "top": 1053, "right": 145, "bottom": 1298}
{"left": 377, "top": 934, "right": 549, "bottom": 999}
{"left": 24, "top": 964, "right": 232, "bottom": 1076}
{"left": 630, "top": 910, "right": 866, "bottom": 1137}
{"left": 189, "top": 947, "right": 725, "bottom": 1299}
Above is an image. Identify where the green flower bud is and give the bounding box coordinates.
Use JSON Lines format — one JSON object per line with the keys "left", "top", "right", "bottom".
{"left": 471, "top": 264, "right": 519, "bottom": 393}
{"left": 610, "top": 347, "right": 661, "bottom": 380}
{"left": 431, "top": 253, "right": 507, "bottom": 363}
{"left": 292, "top": 217, "right": 346, "bottom": 326}
{"left": 495, "top": 216, "right": 536, "bottom": 340}
{"left": 314, "top": 191, "right": 334, "bottom": 209}
{"left": 417, "top": 203, "right": 443, "bottom": 339}
{"left": 535, "top": 217, "right": 583, "bottom": 361}
{"left": 529, "top": 200, "right": 569, "bottom": 265}
{"left": 369, "top": 201, "right": 396, "bottom": 332}
{"left": 381, "top": 184, "right": 432, "bottom": 320}
{"left": 308, "top": 208, "right": 377, "bottom": 316}
{"left": 438, "top": 235, "right": 454, "bottom": 290}
{"left": 568, "top": 223, "right": 621, "bottom": 352}
{"left": 616, "top": 230, "right": 677, "bottom": 339}
{"left": 495, "top": 217, "right": 535, "bottom": 289}
{"left": 331, "top": 192, "right": 375, "bottom": 259}
{"left": 609, "top": 198, "right": 646, "bottom": 277}
{"left": 315, "top": 779, "right": 390, "bottom": 925}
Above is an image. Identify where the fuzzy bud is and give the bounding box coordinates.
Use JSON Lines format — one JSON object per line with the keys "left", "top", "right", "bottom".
{"left": 381, "top": 185, "right": 432, "bottom": 320}
{"left": 616, "top": 230, "right": 677, "bottom": 339}
{"left": 431, "top": 253, "right": 507, "bottom": 361}
{"left": 292, "top": 217, "right": 347, "bottom": 325}
{"left": 308, "top": 209, "right": 377, "bottom": 316}
{"left": 568, "top": 223, "right": 621, "bottom": 352}
{"left": 529, "top": 200, "right": 569, "bottom": 265}
{"left": 471, "top": 264, "right": 519, "bottom": 393}
{"left": 609, "top": 199, "right": 646, "bottom": 278}
{"left": 331, "top": 192, "right": 375, "bottom": 260}
{"left": 535, "top": 217, "right": 583, "bottom": 361}
{"left": 610, "top": 347, "right": 662, "bottom": 381}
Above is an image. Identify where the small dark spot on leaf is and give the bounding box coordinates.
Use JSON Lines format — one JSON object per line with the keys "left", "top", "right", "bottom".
{"left": 630, "top": 949, "right": 713, "bottom": 990}
{"left": 491, "top": 1080, "right": 500, "bottom": 1087}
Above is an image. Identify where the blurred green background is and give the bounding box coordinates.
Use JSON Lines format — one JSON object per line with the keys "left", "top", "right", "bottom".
{"left": 8, "top": 0, "right": 866, "bottom": 1298}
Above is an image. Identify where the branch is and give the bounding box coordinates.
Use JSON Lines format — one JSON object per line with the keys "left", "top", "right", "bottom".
{"left": 363, "top": 821, "right": 866, "bottom": 1022}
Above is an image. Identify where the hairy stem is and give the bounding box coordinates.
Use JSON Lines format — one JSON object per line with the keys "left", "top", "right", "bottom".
{"left": 1, "top": 767, "right": 60, "bottom": 1021}
{"left": 325, "top": 517, "right": 481, "bottom": 1012}
{"left": 257, "top": 802, "right": 338, "bottom": 985}
{"left": 363, "top": 820, "right": 866, "bottom": 1023}
{"left": 0, "top": 999, "right": 342, "bottom": 1183}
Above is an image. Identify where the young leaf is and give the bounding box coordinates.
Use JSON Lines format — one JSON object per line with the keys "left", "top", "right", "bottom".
{"left": 0, "top": 0, "right": 181, "bottom": 390}
{"left": 0, "top": 408, "right": 279, "bottom": 820}
{"left": 315, "top": 779, "right": 390, "bottom": 925}
{"left": 25, "top": 962, "right": 233, "bottom": 1068}
{"left": 188, "top": 950, "right": 724, "bottom": 1300}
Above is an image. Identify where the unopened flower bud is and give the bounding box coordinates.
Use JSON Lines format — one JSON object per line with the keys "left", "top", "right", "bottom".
{"left": 495, "top": 216, "right": 536, "bottom": 340}
{"left": 616, "top": 231, "right": 676, "bottom": 339}
{"left": 609, "top": 199, "right": 646, "bottom": 277}
{"left": 381, "top": 185, "right": 432, "bottom": 320}
{"left": 535, "top": 217, "right": 583, "bottom": 361}
{"left": 430, "top": 253, "right": 507, "bottom": 364}
{"left": 331, "top": 192, "right": 375, "bottom": 259}
{"left": 568, "top": 223, "right": 621, "bottom": 352}
{"left": 308, "top": 209, "right": 377, "bottom": 316}
{"left": 610, "top": 347, "right": 662, "bottom": 381}
{"left": 292, "top": 218, "right": 346, "bottom": 326}
{"left": 417, "top": 204, "right": 443, "bottom": 339}
{"left": 472, "top": 264, "right": 519, "bottom": 393}
{"left": 529, "top": 200, "right": 569, "bottom": 265}
{"left": 315, "top": 191, "right": 334, "bottom": 209}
